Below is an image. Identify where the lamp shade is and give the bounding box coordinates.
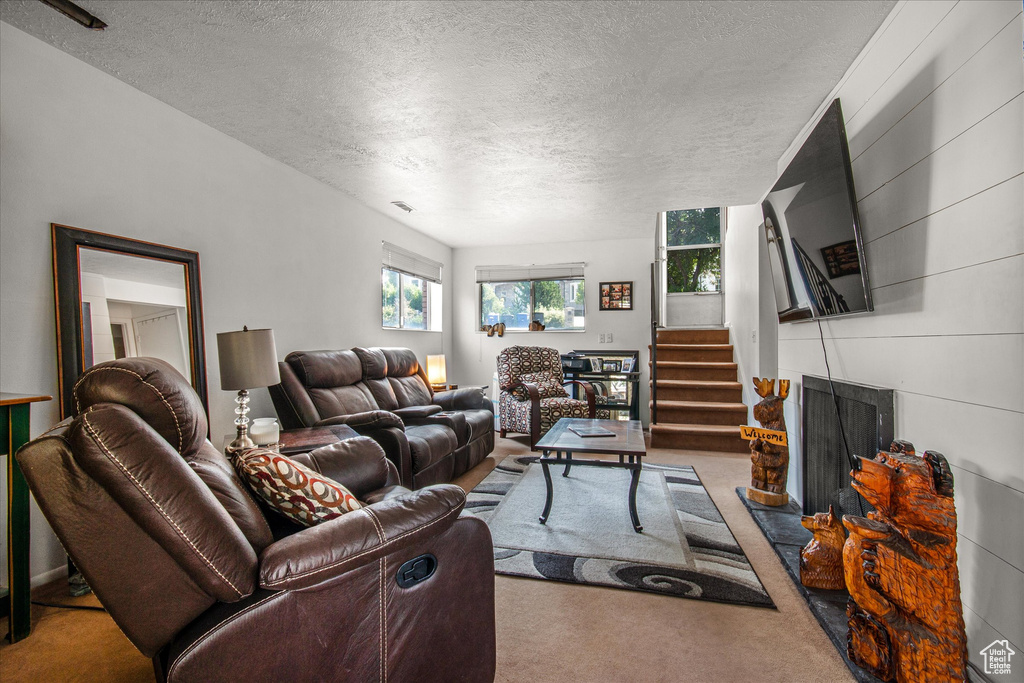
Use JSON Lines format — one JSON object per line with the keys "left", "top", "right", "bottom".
{"left": 426, "top": 354, "right": 447, "bottom": 385}
{"left": 217, "top": 327, "right": 281, "bottom": 390}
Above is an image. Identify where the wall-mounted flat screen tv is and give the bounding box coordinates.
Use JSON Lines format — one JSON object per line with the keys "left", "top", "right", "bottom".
{"left": 762, "top": 99, "right": 872, "bottom": 323}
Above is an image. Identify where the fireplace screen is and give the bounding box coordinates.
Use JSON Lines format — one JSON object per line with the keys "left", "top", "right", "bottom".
{"left": 802, "top": 375, "right": 893, "bottom": 517}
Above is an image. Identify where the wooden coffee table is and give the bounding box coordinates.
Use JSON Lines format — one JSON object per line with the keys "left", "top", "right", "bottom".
{"left": 534, "top": 418, "right": 647, "bottom": 532}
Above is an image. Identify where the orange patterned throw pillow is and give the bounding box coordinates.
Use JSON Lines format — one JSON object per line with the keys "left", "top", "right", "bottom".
{"left": 234, "top": 448, "right": 362, "bottom": 526}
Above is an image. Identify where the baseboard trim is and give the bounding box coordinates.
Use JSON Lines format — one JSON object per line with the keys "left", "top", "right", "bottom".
{"left": 31, "top": 564, "right": 68, "bottom": 589}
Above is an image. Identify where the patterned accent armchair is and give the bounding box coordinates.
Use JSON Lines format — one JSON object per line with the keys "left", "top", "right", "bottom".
{"left": 497, "top": 345, "right": 596, "bottom": 449}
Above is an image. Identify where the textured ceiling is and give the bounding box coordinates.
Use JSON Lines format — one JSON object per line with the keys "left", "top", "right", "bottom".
{"left": 0, "top": 1, "right": 895, "bottom": 247}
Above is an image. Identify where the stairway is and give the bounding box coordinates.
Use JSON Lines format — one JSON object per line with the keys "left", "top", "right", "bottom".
{"left": 649, "top": 328, "right": 748, "bottom": 453}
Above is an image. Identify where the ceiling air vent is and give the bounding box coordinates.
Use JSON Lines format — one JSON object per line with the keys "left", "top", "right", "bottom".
{"left": 38, "top": 0, "right": 107, "bottom": 30}
{"left": 391, "top": 201, "right": 414, "bottom": 213}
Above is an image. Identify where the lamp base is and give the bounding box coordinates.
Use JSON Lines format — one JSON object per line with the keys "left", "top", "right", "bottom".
{"left": 225, "top": 388, "right": 255, "bottom": 456}
{"left": 225, "top": 431, "right": 255, "bottom": 456}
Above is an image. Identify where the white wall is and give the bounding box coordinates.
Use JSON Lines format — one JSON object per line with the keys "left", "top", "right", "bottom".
{"left": 769, "top": 0, "right": 1023, "bottom": 671}
{"left": 724, "top": 204, "right": 776, "bottom": 418}
{"left": 0, "top": 23, "right": 453, "bottom": 582}
{"left": 451, "top": 238, "right": 653, "bottom": 424}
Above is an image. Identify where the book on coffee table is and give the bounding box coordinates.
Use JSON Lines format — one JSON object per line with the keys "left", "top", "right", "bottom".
{"left": 568, "top": 424, "right": 616, "bottom": 438}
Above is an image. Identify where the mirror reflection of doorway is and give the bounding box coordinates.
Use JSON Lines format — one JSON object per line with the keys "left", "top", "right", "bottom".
{"left": 133, "top": 308, "right": 189, "bottom": 377}
{"left": 79, "top": 248, "right": 190, "bottom": 378}
{"left": 110, "top": 322, "right": 130, "bottom": 359}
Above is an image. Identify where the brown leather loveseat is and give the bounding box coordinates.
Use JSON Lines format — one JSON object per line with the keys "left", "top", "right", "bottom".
{"left": 271, "top": 347, "right": 494, "bottom": 489}
{"left": 16, "top": 357, "right": 496, "bottom": 682}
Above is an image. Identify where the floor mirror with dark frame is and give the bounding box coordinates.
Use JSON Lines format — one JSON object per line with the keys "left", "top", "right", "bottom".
{"left": 51, "top": 223, "right": 208, "bottom": 595}
{"left": 51, "top": 223, "right": 208, "bottom": 418}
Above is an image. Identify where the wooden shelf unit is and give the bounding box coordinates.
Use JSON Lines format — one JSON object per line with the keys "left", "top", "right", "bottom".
{"left": 561, "top": 350, "right": 641, "bottom": 422}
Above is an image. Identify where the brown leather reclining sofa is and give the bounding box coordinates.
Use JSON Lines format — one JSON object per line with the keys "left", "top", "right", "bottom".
{"left": 271, "top": 347, "right": 494, "bottom": 489}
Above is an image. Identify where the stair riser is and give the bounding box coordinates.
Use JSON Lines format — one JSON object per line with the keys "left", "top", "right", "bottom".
{"left": 656, "top": 366, "right": 737, "bottom": 382}
{"left": 656, "top": 329, "right": 730, "bottom": 344}
{"left": 652, "top": 348, "right": 734, "bottom": 362}
{"left": 652, "top": 406, "right": 747, "bottom": 426}
{"left": 654, "top": 386, "right": 743, "bottom": 402}
{"left": 650, "top": 431, "right": 747, "bottom": 453}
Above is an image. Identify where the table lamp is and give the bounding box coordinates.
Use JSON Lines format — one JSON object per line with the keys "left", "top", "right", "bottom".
{"left": 426, "top": 354, "right": 447, "bottom": 391}
{"left": 217, "top": 326, "right": 280, "bottom": 454}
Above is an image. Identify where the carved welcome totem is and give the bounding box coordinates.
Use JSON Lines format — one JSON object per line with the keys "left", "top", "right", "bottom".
{"left": 843, "top": 440, "right": 968, "bottom": 683}
{"left": 746, "top": 377, "right": 790, "bottom": 506}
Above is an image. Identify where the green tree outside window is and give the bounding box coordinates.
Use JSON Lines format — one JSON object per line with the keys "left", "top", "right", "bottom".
{"left": 666, "top": 208, "right": 721, "bottom": 293}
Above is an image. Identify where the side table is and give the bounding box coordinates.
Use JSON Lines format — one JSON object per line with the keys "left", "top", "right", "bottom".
{"left": 223, "top": 424, "right": 359, "bottom": 456}
{"left": 278, "top": 425, "right": 359, "bottom": 455}
{"left": 2, "top": 392, "right": 52, "bottom": 643}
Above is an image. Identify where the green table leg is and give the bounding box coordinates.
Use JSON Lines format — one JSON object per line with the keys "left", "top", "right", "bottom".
{"left": 4, "top": 403, "right": 32, "bottom": 642}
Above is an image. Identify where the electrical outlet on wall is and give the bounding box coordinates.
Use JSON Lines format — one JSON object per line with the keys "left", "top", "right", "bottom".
{"left": 607, "top": 332, "right": 613, "bottom": 343}
{"left": 599, "top": 333, "right": 605, "bottom": 343}
{"left": 752, "top": 330, "right": 757, "bottom": 343}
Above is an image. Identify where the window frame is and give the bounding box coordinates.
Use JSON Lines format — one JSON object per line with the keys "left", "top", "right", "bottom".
{"left": 381, "top": 267, "right": 440, "bottom": 332}
{"left": 478, "top": 277, "right": 586, "bottom": 332}
{"left": 665, "top": 207, "right": 725, "bottom": 296}
{"left": 380, "top": 241, "right": 443, "bottom": 332}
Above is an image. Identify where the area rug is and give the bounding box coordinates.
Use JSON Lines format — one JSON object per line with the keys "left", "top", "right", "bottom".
{"left": 464, "top": 456, "right": 774, "bottom": 608}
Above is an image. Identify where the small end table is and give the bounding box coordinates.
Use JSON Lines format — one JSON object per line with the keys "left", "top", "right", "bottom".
{"left": 277, "top": 425, "right": 358, "bottom": 455}
{"left": 2, "top": 392, "right": 52, "bottom": 643}
{"left": 225, "top": 424, "right": 359, "bottom": 456}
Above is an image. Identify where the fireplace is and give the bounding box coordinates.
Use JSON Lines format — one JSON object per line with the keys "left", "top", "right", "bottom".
{"left": 801, "top": 375, "right": 893, "bottom": 517}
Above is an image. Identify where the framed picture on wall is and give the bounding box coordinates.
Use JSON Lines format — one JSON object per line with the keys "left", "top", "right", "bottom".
{"left": 599, "top": 281, "right": 633, "bottom": 310}
{"left": 820, "top": 240, "right": 861, "bottom": 279}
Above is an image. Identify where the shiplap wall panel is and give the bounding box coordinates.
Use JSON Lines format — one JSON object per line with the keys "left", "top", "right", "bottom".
{"left": 853, "top": 94, "right": 1024, "bottom": 242}
{"left": 852, "top": 19, "right": 1024, "bottom": 198}
{"left": 818, "top": 256, "right": 1023, "bottom": 339}
{"left": 865, "top": 175, "right": 1023, "bottom": 288}
{"left": 897, "top": 392, "right": 1024, "bottom": 489}
{"left": 831, "top": 1, "right": 958, "bottom": 149}
{"left": 964, "top": 604, "right": 1009, "bottom": 674}
{"left": 773, "top": 1, "right": 1023, "bottom": 668}
{"left": 958, "top": 536, "right": 1024, "bottom": 651}
{"left": 844, "top": 0, "right": 1019, "bottom": 157}
{"left": 779, "top": 335, "right": 1023, "bottom": 411}
{"left": 953, "top": 469, "right": 1024, "bottom": 569}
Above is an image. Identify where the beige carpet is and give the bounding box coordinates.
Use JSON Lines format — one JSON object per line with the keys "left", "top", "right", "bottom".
{"left": 1, "top": 435, "right": 853, "bottom": 682}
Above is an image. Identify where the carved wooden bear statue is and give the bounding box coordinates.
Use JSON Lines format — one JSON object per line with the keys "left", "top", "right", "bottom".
{"left": 800, "top": 505, "right": 846, "bottom": 590}
{"left": 748, "top": 377, "right": 790, "bottom": 505}
{"left": 843, "top": 440, "right": 968, "bottom": 683}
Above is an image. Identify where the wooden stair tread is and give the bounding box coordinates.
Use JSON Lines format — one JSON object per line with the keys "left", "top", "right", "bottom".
{"left": 652, "top": 379, "right": 741, "bottom": 388}
{"left": 652, "top": 400, "right": 747, "bottom": 411}
{"left": 650, "top": 424, "right": 742, "bottom": 434}
{"left": 650, "top": 361, "right": 737, "bottom": 368}
{"left": 648, "top": 344, "right": 733, "bottom": 350}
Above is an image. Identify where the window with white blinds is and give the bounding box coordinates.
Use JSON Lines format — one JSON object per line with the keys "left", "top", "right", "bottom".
{"left": 476, "top": 262, "right": 586, "bottom": 331}
{"left": 382, "top": 242, "right": 443, "bottom": 283}
{"left": 382, "top": 242, "right": 443, "bottom": 331}
{"left": 475, "top": 262, "right": 584, "bottom": 283}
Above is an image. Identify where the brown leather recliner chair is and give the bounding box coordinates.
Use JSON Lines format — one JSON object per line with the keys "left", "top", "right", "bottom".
{"left": 17, "top": 358, "right": 495, "bottom": 682}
